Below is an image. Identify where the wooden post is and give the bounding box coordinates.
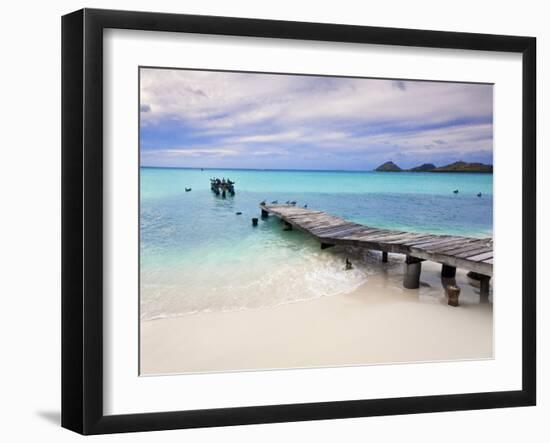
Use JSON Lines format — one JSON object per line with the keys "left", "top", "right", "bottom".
{"left": 382, "top": 251, "right": 388, "bottom": 263}
{"left": 283, "top": 221, "right": 293, "bottom": 231}
{"left": 261, "top": 209, "right": 269, "bottom": 218}
{"left": 403, "top": 256, "right": 422, "bottom": 289}
{"left": 441, "top": 264, "right": 456, "bottom": 278}
{"left": 479, "top": 275, "right": 491, "bottom": 298}
{"left": 447, "top": 284, "right": 461, "bottom": 307}
{"left": 321, "top": 243, "right": 334, "bottom": 250}
{"left": 251, "top": 217, "right": 258, "bottom": 226}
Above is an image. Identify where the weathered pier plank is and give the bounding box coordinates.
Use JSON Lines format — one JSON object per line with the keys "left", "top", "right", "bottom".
{"left": 260, "top": 204, "right": 493, "bottom": 283}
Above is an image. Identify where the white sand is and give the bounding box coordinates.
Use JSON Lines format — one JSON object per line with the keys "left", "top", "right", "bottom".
{"left": 140, "top": 260, "right": 493, "bottom": 375}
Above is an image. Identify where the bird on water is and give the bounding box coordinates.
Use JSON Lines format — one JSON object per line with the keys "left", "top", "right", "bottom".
{"left": 453, "top": 189, "right": 459, "bottom": 194}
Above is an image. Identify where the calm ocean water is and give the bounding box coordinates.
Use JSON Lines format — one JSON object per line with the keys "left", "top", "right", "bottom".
{"left": 140, "top": 167, "right": 493, "bottom": 319}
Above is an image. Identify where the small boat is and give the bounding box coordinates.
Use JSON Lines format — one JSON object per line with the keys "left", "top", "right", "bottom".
{"left": 185, "top": 187, "right": 192, "bottom": 192}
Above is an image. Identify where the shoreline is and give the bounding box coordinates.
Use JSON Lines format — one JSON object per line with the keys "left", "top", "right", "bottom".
{"left": 140, "top": 261, "right": 493, "bottom": 376}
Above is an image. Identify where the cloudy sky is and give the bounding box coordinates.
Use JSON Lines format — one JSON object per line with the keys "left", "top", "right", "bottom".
{"left": 140, "top": 68, "right": 493, "bottom": 170}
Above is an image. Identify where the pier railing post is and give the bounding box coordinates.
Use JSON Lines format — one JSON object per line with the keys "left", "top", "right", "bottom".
{"left": 403, "top": 256, "right": 423, "bottom": 289}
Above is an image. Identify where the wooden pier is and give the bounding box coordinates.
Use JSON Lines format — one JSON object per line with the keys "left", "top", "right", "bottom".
{"left": 260, "top": 204, "right": 492, "bottom": 303}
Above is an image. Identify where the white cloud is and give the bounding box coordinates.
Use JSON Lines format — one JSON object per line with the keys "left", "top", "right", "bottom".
{"left": 140, "top": 68, "right": 493, "bottom": 168}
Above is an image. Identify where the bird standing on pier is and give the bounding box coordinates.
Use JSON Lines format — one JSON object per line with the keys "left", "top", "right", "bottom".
{"left": 290, "top": 201, "right": 297, "bottom": 205}
{"left": 303, "top": 204, "right": 308, "bottom": 208}
{"left": 271, "top": 200, "right": 278, "bottom": 204}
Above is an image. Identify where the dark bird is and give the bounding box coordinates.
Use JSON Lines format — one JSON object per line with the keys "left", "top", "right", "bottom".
{"left": 236, "top": 211, "right": 242, "bottom": 215}
{"left": 290, "top": 201, "right": 297, "bottom": 205}
{"left": 271, "top": 200, "right": 278, "bottom": 204}
{"left": 285, "top": 200, "right": 290, "bottom": 204}
{"left": 453, "top": 189, "right": 459, "bottom": 194}
{"left": 185, "top": 187, "right": 192, "bottom": 192}
{"left": 304, "top": 204, "right": 308, "bottom": 208}
{"left": 345, "top": 258, "right": 353, "bottom": 270}
{"left": 477, "top": 192, "right": 482, "bottom": 197}
{"left": 260, "top": 200, "right": 266, "bottom": 206}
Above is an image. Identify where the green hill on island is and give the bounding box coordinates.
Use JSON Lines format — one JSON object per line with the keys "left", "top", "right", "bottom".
{"left": 374, "top": 160, "right": 492, "bottom": 173}
{"left": 374, "top": 161, "right": 402, "bottom": 172}
{"left": 409, "top": 163, "right": 436, "bottom": 172}
{"left": 431, "top": 161, "right": 493, "bottom": 173}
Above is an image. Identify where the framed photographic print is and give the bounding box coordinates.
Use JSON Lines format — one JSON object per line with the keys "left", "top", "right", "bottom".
{"left": 61, "top": 8, "right": 536, "bottom": 435}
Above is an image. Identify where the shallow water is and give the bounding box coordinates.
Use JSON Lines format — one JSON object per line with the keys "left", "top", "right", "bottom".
{"left": 140, "top": 167, "right": 493, "bottom": 319}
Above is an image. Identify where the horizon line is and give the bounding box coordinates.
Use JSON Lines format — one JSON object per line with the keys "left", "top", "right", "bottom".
{"left": 140, "top": 165, "right": 493, "bottom": 173}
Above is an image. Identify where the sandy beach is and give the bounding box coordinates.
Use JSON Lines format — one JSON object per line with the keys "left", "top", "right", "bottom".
{"left": 140, "top": 260, "right": 493, "bottom": 375}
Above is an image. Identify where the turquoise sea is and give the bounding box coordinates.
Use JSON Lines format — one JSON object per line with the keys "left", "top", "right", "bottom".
{"left": 140, "top": 167, "right": 493, "bottom": 320}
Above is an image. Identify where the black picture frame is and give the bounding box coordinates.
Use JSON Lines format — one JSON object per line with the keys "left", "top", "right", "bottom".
{"left": 62, "top": 8, "right": 536, "bottom": 435}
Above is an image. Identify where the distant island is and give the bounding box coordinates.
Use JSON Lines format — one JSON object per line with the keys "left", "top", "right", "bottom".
{"left": 375, "top": 161, "right": 493, "bottom": 173}
{"left": 409, "top": 163, "right": 436, "bottom": 172}
{"left": 375, "top": 161, "right": 402, "bottom": 172}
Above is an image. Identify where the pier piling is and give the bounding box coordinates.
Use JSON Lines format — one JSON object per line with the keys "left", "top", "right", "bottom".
{"left": 447, "top": 285, "right": 461, "bottom": 307}
{"left": 479, "top": 275, "right": 491, "bottom": 298}
{"left": 382, "top": 251, "right": 388, "bottom": 263}
{"left": 251, "top": 217, "right": 258, "bottom": 226}
{"left": 261, "top": 209, "right": 269, "bottom": 219}
{"left": 441, "top": 264, "right": 457, "bottom": 278}
{"left": 403, "top": 256, "right": 423, "bottom": 289}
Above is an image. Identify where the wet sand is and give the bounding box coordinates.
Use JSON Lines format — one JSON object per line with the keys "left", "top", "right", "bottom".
{"left": 140, "top": 260, "right": 493, "bottom": 375}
